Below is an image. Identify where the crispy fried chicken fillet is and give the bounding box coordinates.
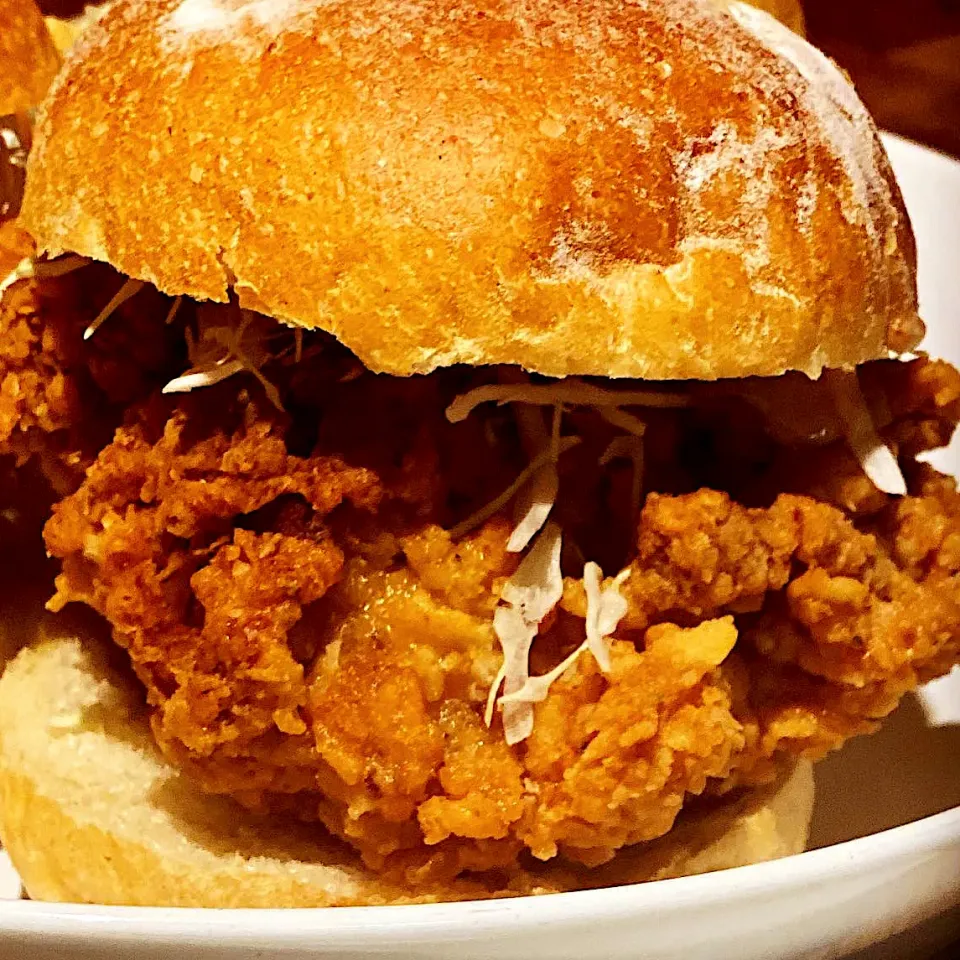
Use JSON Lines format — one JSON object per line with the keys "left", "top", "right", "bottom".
{"left": 0, "top": 224, "right": 81, "bottom": 489}
{"left": 0, "top": 227, "right": 182, "bottom": 494}
{"left": 42, "top": 350, "right": 960, "bottom": 883}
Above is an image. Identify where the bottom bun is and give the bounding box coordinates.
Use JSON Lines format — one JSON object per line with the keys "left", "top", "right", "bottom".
{"left": 0, "top": 610, "right": 814, "bottom": 907}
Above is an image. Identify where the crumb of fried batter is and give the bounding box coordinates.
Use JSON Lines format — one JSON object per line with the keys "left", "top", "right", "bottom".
{"left": 43, "top": 355, "right": 960, "bottom": 883}
{"left": 0, "top": 227, "right": 184, "bottom": 494}
{"left": 520, "top": 618, "right": 742, "bottom": 864}
{"left": 0, "top": 224, "right": 86, "bottom": 491}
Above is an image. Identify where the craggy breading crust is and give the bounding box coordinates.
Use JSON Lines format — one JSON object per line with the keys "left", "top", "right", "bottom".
{"left": 0, "top": 224, "right": 86, "bottom": 491}
{"left": 0, "top": 242, "right": 187, "bottom": 493}
{"left": 43, "top": 352, "right": 960, "bottom": 884}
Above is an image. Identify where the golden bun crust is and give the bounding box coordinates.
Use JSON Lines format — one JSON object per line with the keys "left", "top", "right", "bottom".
{"left": 0, "top": 0, "right": 61, "bottom": 116}
{"left": 22, "top": 0, "right": 920, "bottom": 380}
{"left": 0, "top": 615, "right": 813, "bottom": 907}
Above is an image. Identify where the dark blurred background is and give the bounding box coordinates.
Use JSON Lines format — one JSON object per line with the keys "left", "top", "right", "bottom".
{"left": 804, "top": 0, "right": 960, "bottom": 158}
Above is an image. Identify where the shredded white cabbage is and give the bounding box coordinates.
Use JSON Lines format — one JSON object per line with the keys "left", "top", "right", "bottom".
{"left": 483, "top": 662, "right": 508, "bottom": 727}
{"left": 449, "top": 436, "right": 580, "bottom": 541}
{"left": 599, "top": 406, "right": 647, "bottom": 437}
{"left": 456, "top": 382, "right": 654, "bottom": 739}
{"left": 446, "top": 379, "right": 691, "bottom": 423}
{"left": 506, "top": 404, "right": 564, "bottom": 553}
{"left": 498, "top": 643, "right": 586, "bottom": 705}
{"left": 164, "top": 295, "right": 184, "bottom": 326}
{"left": 84, "top": 278, "right": 146, "bottom": 340}
{"left": 500, "top": 521, "right": 564, "bottom": 623}
{"left": 31, "top": 255, "right": 90, "bottom": 279}
{"left": 583, "top": 563, "right": 630, "bottom": 672}
{"left": 599, "top": 435, "right": 641, "bottom": 468}
{"left": 500, "top": 562, "right": 630, "bottom": 706}
{"left": 828, "top": 371, "right": 907, "bottom": 496}
{"left": 164, "top": 359, "right": 245, "bottom": 393}
{"left": 493, "top": 605, "right": 539, "bottom": 744}
{"left": 162, "top": 308, "right": 284, "bottom": 410}
{"left": 488, "top": 522, "right": 564, "bottom": 744}
{"left": 506, "top": 464, "right": 557, "bottom": 553}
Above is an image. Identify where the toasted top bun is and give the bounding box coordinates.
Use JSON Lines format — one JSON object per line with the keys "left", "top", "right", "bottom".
{"left": 0, "top": 0, "right": 61, "bottom": 116}
{"left": 22, "top": 0, "right": 920, "bottom": 381}
{"left": 0, "top": 612, "right": 813, "bottom": 907}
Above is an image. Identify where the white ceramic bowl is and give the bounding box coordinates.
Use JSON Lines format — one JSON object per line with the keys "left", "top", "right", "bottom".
{"left": 0, "top": 134, "right": 958, "bottom": 960}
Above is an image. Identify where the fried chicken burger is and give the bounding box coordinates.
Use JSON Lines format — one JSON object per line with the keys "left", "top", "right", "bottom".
{"left": 1, "top": 0, "right": 958, "bottom": 907}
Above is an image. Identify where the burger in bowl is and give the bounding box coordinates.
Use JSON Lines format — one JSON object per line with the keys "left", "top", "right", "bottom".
{"left": 0, "top": 0, "right": 958, "bottom": 908}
